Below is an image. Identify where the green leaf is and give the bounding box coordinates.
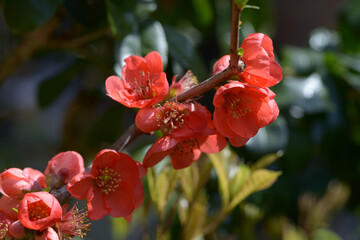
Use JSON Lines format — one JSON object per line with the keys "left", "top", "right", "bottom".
{"left": 164, "top": 25, "right": 206, "bottom": 79}
{"left": 105, "top": 0, "right": 134, "bottom": 39}
{"left": 3, "top": 0, "right": 62, "bottom": 34}
{"left": 140, "top": 20, "right": 169, "bottom": 67}
{"left": 250, "top": 151, "right": 284, "bottom": 171}
{"left": 208, "top": 153, "right": 230, "bottom": 207}
{"left": 178, "top": 166, "right": 196, "bottom": 201}
{"left": 281, "top": 46, "right": 323, "bottom": 75}
{"left": 192, "top": 0, "right": 214, "bottom": 27}
{"left": 228, "top": 169, "right": 281, "bottom": 210}
{"left": 229, "top": 165, "right": 251, "bottom": 198}
{"left": 114, "top": 33, "right": 142, "bottom": 74}
{"left": 274, "top": 74, "right": 331, "bottom": 113}
{"left": 311, "top": 229, "right": 342, "bottom": 240}
{"left": 12, "top": 208, "right": 18, "bottom": 213}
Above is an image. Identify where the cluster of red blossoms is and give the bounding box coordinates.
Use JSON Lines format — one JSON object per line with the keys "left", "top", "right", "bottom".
{"left": 0, "top": 150, "right": 145, "bottom": 239}
{"left": 0, "top": 32, "right": 281, "bottom": 239}
{"left": 106, "top": 32, "right": 282, "bottom": 169}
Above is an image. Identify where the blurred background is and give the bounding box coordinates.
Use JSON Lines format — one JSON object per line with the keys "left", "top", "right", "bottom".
{"left": 0, "top": 0, "right": 360, "bottom": 239}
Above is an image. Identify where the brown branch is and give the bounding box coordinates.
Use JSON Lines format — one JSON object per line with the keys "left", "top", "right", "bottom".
{"left": 229, "top": 0, "right": 241, "bottom": 70}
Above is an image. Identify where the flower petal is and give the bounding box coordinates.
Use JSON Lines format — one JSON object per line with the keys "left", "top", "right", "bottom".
{"left": 198, "top": 134, "right": 227, "bottom": 154}
{"left": 135, "top": 107, "right": 159, "bottom": 133}
{"left": 170, "top": 141, "right": 201, "bottom": 169}
{"left": 87, "top": 187, "right": 108, "bottom": 220}
{"left": 144, "top": 51, "right": 163, "bottom": 74}
{"left": 66, "top": 172, "right": 93, "bottom": 200}
{"left": 143, "top": 136, "right": 179, "bottom": 168}
{"left": 228, "top": 136, "right": 250, "bottom": 147}
{"left": 107, "top": 182, "right": 135, "bottom": 218}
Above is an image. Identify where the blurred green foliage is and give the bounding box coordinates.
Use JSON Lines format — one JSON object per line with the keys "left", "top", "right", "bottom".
{"left": 0, "top": 0, "right": 360, "bottom": 239}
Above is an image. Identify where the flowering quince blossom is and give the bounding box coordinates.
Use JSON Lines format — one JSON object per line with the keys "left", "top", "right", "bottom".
{"left": 105, "top": 51, "right": 169, "bottom": 108}
{"left": 58, "top": 204, "right": 91, "bottom": 239}
{"left": 0, "top": 195, "right": 21, "bottom": 220}
{"left": 18, "top": 191, "right": 62, "bottom": 231}
{"left": 45, "top": 151, "right": 85, "bottom": 189}
{"left": 136, "top": 102, "right": 227, "bottom": 169}
{"left": 213, "top": 33, "right": 282, "bottom": 88}
{"left": 213, "top": 81, "right": 279, "bottom": 147}
{"left": 35, "top": 227, "right": 59, "bottom": 240}
{"left": 168, "top": 70, "right": 198, "bottom": 99}
{"left": 0, "top": 167, "right": 46, "bottom": 199}
{"left": 67, "top": 149, "right": 143, "bottom": 220}
{"left": 8, "top": 220, "right": 26, "bottom": 239}
{"left": 0, "top": 211, "right": 12, "bottom": 239}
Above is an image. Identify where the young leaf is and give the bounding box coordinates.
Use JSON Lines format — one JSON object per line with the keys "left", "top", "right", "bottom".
{"left": 228, "top": 169, "right": 281, "bottom": 210}
{"left": 208, "top": 153, "right": 230, "bottom": 207}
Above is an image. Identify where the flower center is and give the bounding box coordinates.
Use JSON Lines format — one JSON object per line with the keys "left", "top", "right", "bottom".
{"left": 28, "top": 200, "right": 51, "bottom": 221}
{"left": 129, "top": 70, "right": 158, "bottom": 100}
{"left": 0, "top": 222, "right": 9, "bottom": 239}
{"left": 95, "top": 167, "right": 121, "bottom": 195}
{"left": 155, "top": 102, "right": 187, "bottom": 135}
{"left": 59, "top": 204, "right": 91, "bottom": 239}
{"left": 223, "top": 92, "right": 252, "bottom": 119}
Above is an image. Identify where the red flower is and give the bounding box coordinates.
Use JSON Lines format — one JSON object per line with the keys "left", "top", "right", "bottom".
{"left": 18, "top": 192, "right": 62, "bottom": 231}
{"left": 136, "top": 102, "right": 226, "bottom": 169}
{"left": 169, "top": 70, "right": 198, "bottom": 98}
{"left": 0, "top": 195, "right": 20, "bottom": 220}
{"left": 35, "top": 227, "right": 59, "bottom": 240}
{"left": 213, "top": 81, "right": 279, "bottom": 147}
{"left": 67, "top": 150, "right": 143, "bottom": 220}
{"left": 8, "top": 220, "right": 26, "bottom": 239}
{"left": 0, "top": 211, "right": 12, "bottom": 239}
{"left": 45, "top": 151, "right": 85, "bottom": 188}
{"left": 58, "top": 204, "right": 90, "bottom": 239}
{"left": 213, "top": 33, "right": 282, "bottom": 88}
{"left": 105, "top": 51, "right": 169, "bottom": 108}
{"left": 0, "top": 168, "right": 46, "bottom": 199}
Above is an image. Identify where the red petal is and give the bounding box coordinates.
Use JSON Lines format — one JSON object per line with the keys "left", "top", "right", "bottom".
{"left": 213, "top": 55, "right": 230, "bottom": 75}
{"left": 170, "top": 142, "right": 201, "bottom": 169}
{"left": 227, "top": 112, "right": 260, "bottom": 138}
{"left": 213, "top": 108, "right": 236, "bottom": 138}
{"left": 87, "top": 187, "right": 108, "bottom": 220}
{"left": 133, "top": 180, "right": 145, "bottom": 209}
{"left": 66, "top": 172, "right": 93, "bottom": 200}
{"left": 135, "top": 107, "right": 159, "bottom": 133}
{"left": 107, "top": 182, "right": 135, "bottom": 218}
{"left": 113, "top": 152, "right": 139, "bottom": 189}
{"left": 256, "top": 99, "right": 279, "bottom": 128}
{"left": 105, "top": 76, "right": 129, "bottom": 104}
{"left": 44, "top": 151, "right": 84, "bottom": 184}
{"left": 241, "top": 33, "right": 282, "bottom": 87}
{"left": 144, "top": 51, "right": 163, "bottom": 74}
{"left": 198, "top": 134, "right": 227, "bottom": 153}
{"left": 228, "top": 136, "right": 250, "bottom": 147}
{"left": 143, "top": 136, "right": 179, "bottom": 168}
